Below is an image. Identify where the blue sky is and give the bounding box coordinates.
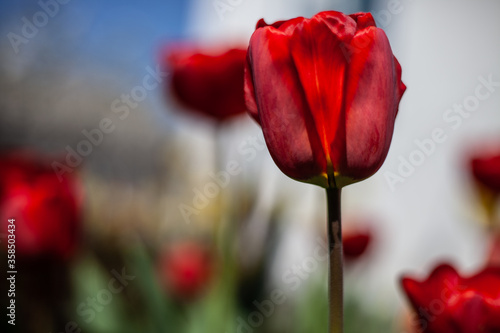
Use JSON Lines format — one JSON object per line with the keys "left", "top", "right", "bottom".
{"left": 1, "top": 0, "right": 191, "bottom": 73}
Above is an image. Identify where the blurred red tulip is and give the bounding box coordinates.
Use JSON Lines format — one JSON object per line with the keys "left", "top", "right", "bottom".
{"left": 401, "top": 263, "right": 500, "bottom": 333}
{"left": 0, "top": 151, "right": 82, "bottom": 259}
{"left": 165, "top": 47, "right": 248, "bottom": 122}
{"left": 342, "top": 230, "right": 371, "bottom": 261}
{"left": 245, "top": 11, "right": 406, "bottom": 188}
{"left": 471, "top": 149, "right": 500, "bottom": 194}
{"left": 158, "top": 241, "right": 214, "bottom": 300}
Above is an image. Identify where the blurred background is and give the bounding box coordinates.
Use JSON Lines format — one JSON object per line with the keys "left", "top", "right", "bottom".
{"left": 0, "top": 0, "right": 500, "bottom": 332}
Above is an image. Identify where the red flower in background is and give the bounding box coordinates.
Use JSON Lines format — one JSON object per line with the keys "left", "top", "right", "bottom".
{"left": 471, "top": 149, "right": 500, "bottom": 194}
{"left": 0, "top": 151, "right": 82, "bottom": 259}
{"left": 245, "top": 11, "right": 405, "bottom": 188}
{"left": 158, "top": 241, "right": 214, "bottom": 300}
{"left": 165, "top": 47, "right": 248, "bottom": 122}
{"left": 342, "top": 230, "right": 371, "bottom": 261}
{"left": 401, "top": 263, "right": 500, "bottom": 333}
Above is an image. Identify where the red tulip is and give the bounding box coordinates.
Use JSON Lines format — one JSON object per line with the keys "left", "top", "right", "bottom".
{"left": 342, "top": 230, "right": 371, "bottom": 261}
{"left": 158, "top": 241, "right": 214, "bottom": 300}
{"left": 0, "top": 151, "right": 82, "bottom": 259}
{"left": 471, "top": 148, "right": 500, "bottom": 194}
{"left": 245, "top": 11, "right": 406, "bottom": 188}
{"left": 401, "top": 263, "right": 500, "bottom": 333}
{"left": 165, "top": 47, "right": 248, "bottom": 122}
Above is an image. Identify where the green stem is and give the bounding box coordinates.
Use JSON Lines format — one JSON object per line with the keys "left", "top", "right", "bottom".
{"left": 326, "top": 187, "right": 343, "bottom": 333}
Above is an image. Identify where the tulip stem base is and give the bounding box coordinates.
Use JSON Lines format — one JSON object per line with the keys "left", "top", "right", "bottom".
{"left": 326, "top": 187, "right": 343, "bottom": 333}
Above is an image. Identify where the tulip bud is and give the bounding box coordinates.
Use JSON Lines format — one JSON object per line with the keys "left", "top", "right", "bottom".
{"left": 165, "top": 47, "right": 248, "bottom": 122}
{"left": 158, "top": 241, "right": 214, "bottom": 300}
{"left": 245, "top": 11, "right": 406, "bottom": 188}
{"left": 343, "top": 230, "right": 372, "bottom": 261}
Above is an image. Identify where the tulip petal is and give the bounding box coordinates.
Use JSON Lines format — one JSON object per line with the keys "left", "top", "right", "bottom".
{"left": 349, "top": 12, "right": 377, "bottom": 30}
{"left": 342, "top": 27, "right": 400, "bottom": 180}
{"left": 401, "top": 264, "right": 460, "bottom": 312}
{"left": 401, "top": 264, "right": 500, "bottom": 333}
{"left": 401, "top": 264, "right": 462, "bottom": 333}
{"left": 246, "top": 26, "right": 327, "bottom": 184}
{"left": 394, "top": 56, "right": 407, "bottom": 103}
{"left": 467, "top": 266, "right": 500, "bottom": 299}
{"left": 244, "top": 53, "right": 259, "bottom": 123}
{"left": 257, "top": 17, "right": 305, "bottom": 33}
{"left": 287, "top": 12, "right": 357, "bottom": 185}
